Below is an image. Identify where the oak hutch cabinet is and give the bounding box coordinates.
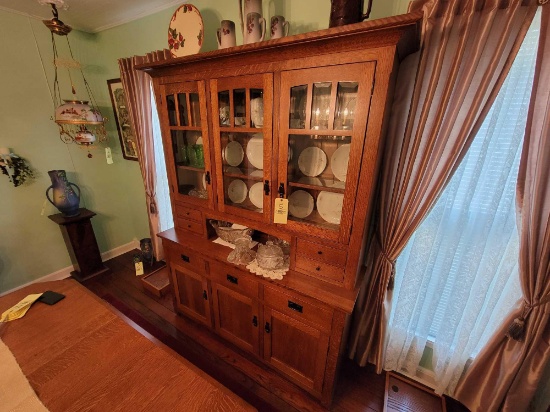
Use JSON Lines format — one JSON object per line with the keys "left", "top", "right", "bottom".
{"left": 139, "top": 12, "right": 421, "bottom": 407}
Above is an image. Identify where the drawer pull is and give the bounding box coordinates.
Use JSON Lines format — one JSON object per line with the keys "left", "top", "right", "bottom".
{"left": 187, "top": 224, "right": 192, "bottom": 228}
{"left": 317, "top": 250, "right": 323, "bottom": 255}
{"left": 316, "top": 266, "right": 321, "bottom": 271}
{"left": 203, "top": 290, "right": 207, "bottom": 300}
{"left": 288, "top": 301, "right": 303, "bottom": 313}
{"left": 227, "top": 274, "right": 238, "bottom": 284}
{"left": 252, "top": 316, "right": 258, "bottom": 327}
{"left": 181, "top": 254, "right": 190, "bottom": 263}
{"left": 265, "top": 322, "right": 271, "bottom": 334}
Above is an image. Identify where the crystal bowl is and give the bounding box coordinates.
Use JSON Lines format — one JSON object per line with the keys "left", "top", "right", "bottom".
{"left": 209, "top": 220, "right": 253, "bottom": 244}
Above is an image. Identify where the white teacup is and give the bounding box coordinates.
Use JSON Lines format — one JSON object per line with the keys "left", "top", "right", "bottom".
{"left": 217, "top": 20, "right": 236, "bottom": 49}
{"left": 244, "top": 12, "right": 266, "bottom": 44}
{"left": 270, "top": 16, "right": 289, "bottom": 39}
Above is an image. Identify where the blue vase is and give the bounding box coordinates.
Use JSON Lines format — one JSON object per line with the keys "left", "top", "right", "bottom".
{"left": 46, "top": 170, "right": 81, "bottom": 217}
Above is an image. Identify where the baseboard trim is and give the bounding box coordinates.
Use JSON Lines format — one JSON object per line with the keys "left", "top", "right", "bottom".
{"left": 0, "top": 240, "right": 141, "bottom": 297}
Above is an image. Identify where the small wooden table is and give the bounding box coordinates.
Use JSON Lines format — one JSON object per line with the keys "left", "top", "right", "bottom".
{"left": 48, "top": 208, "right": 109, "bottom": 281}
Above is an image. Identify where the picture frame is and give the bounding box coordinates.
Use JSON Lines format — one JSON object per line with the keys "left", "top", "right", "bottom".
{"left": 107, "top": 78, "right": 138, "bottom": 161}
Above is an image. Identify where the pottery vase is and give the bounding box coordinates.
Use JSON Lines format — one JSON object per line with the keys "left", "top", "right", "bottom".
{"left": 46, "top": 170, "right": 81, "bottom": 217}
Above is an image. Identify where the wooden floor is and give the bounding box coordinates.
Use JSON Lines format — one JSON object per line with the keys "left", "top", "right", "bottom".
{"left": 82, "top": 250, "right": 468, "bottom": 412}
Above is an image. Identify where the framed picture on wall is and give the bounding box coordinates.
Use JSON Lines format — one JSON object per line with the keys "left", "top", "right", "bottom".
{"left": 107, "top": 78, "right": 138, "bottom": 161}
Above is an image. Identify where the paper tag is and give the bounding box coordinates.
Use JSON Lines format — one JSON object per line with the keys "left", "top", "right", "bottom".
{"left": 274, "top": 198, "right": 289, "bottom": 224}
{"left": 40, "top": 199, "right": 48, "bottom": 216}
{"left": 105, "top": 147, "right": 113, "bottom": 164}
{"left": 135, "top": 262, "right": 144, "bottom": 276}
{"left": 0, "top": 293, "right": 43, "bottom": 322}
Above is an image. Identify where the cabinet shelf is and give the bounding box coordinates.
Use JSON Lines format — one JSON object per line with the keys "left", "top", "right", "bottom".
{"left": 176, "top": 164, "right": 205, "bottom": 172}
{"left": 224, "top": 172, "right": 263, "bottom": 181}
{"left": 288, "top": 181, "right": 345, "bottom": 194}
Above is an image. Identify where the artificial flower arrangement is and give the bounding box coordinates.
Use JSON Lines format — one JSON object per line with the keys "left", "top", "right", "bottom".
{"left": 0, "top": 148, "right": 35, "bottom": 187}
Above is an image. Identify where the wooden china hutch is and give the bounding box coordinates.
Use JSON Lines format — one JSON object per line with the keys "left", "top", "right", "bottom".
{"left": 139, "top": 12, "right": 421, "bottom": 408}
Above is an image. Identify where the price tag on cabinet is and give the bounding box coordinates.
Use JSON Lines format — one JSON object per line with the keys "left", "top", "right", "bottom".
{"left": 274, "top": 198, "right": 289, "bottom": 224}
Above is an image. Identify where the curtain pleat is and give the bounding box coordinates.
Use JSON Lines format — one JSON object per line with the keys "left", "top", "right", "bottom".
{"left": 347, "top": 0, "right": 537, "bottom": 375}
{"left": 454, "top": 5, "right": 549, "bottom": 411}
{"left": 118, "top": 50, "right": 172, "bottom": 260}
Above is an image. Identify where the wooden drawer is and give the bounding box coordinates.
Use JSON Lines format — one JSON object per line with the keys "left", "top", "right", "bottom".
{"left": 168, "top": 243, "right": 206, "bottom": 274}
{"left": 209, "top": 261, "right": 259, "bottom": 298}
{"left": 174, "top": 203, "right": 202, "bottom": 222}
{"left": 175, "top": 217, "right": 204, "bottom": 235}
{"left": 296, "top": 239, "right": 347, "bottom": 267}
{"left": 295, "top": 256, "right": 345, "bottom": 284}
{"left": 263, "top": 286, "right": 332, "bottom": 332}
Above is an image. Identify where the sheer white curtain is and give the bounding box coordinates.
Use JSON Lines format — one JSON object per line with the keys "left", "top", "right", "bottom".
{"left": 384, "top": 11, "right": 541, "bottom": 396}
{"left": 151, "top": 86, "right": 174, "bottom": 233}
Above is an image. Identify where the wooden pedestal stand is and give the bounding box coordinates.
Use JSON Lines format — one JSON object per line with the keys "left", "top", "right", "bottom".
{"left": 48, "top": 208, "right": 109, "bottom": 281}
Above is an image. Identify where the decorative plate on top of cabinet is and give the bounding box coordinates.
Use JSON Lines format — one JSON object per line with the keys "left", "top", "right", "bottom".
{"left": 168, "top": 4, "right": 204, "bottom": 57}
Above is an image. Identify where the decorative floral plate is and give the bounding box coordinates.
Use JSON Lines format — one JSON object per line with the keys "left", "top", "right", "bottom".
{"left": 168, "top": 4, "right": 204, "bottom": 58}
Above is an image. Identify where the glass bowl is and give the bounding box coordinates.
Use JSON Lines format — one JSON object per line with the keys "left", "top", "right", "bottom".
{"left": 209, "top": 220, "right": 253, "bottom": 244}
{"left": 256, "top": 241, "right": 285, "bottom": 270}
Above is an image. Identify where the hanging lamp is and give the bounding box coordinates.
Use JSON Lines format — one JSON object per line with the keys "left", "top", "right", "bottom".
{"left": 40, "top": 0, "right": 107, "bottom": 158}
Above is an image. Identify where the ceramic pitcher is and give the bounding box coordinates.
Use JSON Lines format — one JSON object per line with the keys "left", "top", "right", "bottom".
{"left": 238, "top": 0, "right": 262, "bottom": 38}
{"left": 46, "top": 170, "right": 81, "bottom": 217}
{"left": 270, "top": 16, "right": 290, "bottom": 39}
{"left": 217, "top": 20, "right": 237, "bottom": 49}
{"left": 244, "top": 12, "right": 266, "bottom": 44}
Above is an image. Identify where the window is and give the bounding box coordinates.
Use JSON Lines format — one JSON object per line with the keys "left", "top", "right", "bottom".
{"left": 384, "top": 11, "right": 541, "bottom": 396}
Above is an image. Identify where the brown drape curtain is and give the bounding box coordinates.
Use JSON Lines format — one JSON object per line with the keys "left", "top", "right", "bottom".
{"left": 454, "top": 5, "right": 549, "bottom": 411}
{"left": 348, "top": 0, "right": 537, "bottom": 373}
{"left": 118, "top": 49, "right": 172, "bottom": 260}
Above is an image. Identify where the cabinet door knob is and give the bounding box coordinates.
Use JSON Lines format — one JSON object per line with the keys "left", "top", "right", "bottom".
{"left": 205, "top": 171, "right": 211, "bottom": 184}
{"left": 264, "top": 180, "right": 270, "bottom": 195}
{"left": 317, "top": 250, "right": 323, "bottom": 255}
{"left": 252, "top": 316, "right": 258, "bottom": 327}
{"left": 316, "top": 266, "right": 321, "bottom": 271}
{"left": 278, "top": 183, "right": 285, "bottom": 198}
{"left": 264, "top": 322, "right": 271, "bottom": 333}
{"left": 203, "top": 290, "right": 207, "bottom": 300}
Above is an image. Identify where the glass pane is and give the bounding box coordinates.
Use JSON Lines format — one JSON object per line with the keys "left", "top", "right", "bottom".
{"left": 177, "top": 93, "right": 189, "bottom": 126}
{"left": 171, "top": 130, "right": 207, "bottom": 199}
{"left": 287, "top": 134, "right": 351, "bottom": 229}
{"left": 334, "top": 82, "right": 358, "bottom": 130}
{"left": 310, "top": 82, "right": 332, "bottom": 130}
{"left": 220, "top": 131, "right": 264, "bottom": 212}
{"left": 166, "top": 94, "right": 177, "bottom": 126}
{"left": 233, "top": 89, "right": 246, "bottom": 127}
{"left": 218, "top": 90, "right": 230, "bottom": 127}
{"left": 250, "top": 88, "right": 264, "bottom": 128}
{"left": 189, "top": 93, "right": 201, "bottom": 127}
{"left": 289, "top": 85, "right": 307, "bottom": 129}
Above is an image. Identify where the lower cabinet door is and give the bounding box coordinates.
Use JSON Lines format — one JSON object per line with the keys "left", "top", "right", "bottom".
{"left": 263, "top": 307, "right": 330, "bottom": 394}
{"left": 172, "top": 266, "right": 211, "bottom": 327}
{"left": 211, "top": 282, "right": 260, "bottom": 355}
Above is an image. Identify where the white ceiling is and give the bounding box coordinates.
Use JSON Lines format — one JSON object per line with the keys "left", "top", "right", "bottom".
{"left": 0, "top": 0, "right": 183, "bottom": 33}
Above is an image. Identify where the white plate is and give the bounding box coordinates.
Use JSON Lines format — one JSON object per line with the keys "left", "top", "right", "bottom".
{"left": 246, "top": 135, "right": 263, "bottom": 169}
{"left": 168, "top": 4, "right": 204, "bottom": 58}
{"left": 249, "top": 182, "right": 264, "bottom": 208}
{"left": 330, "top": 144, "right": 350, "bottom": 182}
{"left": 298, "top": 147, "right": 327, "bottom": 177}
{"left": 249, "top": 170, "right": 263, "bottom": 178}
{"left": 317, "top": 190, "right": 344, "bottom": 224}
{"left": 227, "top": 179, "right": 247, "bottom": 204}
{"left": 224, "top": 141, "right": 244, "bottom": 166}
{"left": 288, "top": 190, "right": 314, "bottom": 219}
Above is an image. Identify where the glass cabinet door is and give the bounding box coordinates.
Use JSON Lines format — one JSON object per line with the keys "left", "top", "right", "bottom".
{"left": 160, "top": 81, "right": 213, "bottom": 209}
{"left": 211, "top": 74, "right": 273, "bottom": 222}
{"left": 278, "top": 63, "right": 375, "bottom": 243}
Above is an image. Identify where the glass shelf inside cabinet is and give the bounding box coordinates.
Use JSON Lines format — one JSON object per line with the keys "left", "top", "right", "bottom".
{"left": 165, "top": 88, "right": 207, "bottom": 200}
{"left": 171, "top": 131, "right": 207, "bottom": 198}
{"left": 287, "top": 134, "right": 351, "bottom": 229}
{"left": 220, "top": 132, "right": 265, "bottom": 212}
